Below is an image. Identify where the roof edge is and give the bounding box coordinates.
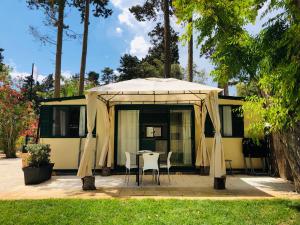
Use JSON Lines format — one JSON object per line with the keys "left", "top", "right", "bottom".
{"left": 40, "top": 94, "right": 244, "bottom": 102}
{"left": 219, "top": 95, "right": 244, "bottom": 100}
{"left": 40, "top": 95, "right": 85, "bottom": 102}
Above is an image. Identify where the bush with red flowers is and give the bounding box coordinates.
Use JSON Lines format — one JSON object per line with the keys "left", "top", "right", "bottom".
{"left": 0, "top": 84, "right": 35, "bottom": 158}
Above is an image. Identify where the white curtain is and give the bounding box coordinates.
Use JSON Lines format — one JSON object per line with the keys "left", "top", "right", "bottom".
{"left": 79, "top": 106, "right": 86, "bottom": 136}
{"left": 107, "top": 106, "right": 115, "bottom": 167}
{"left": 195, "top": 103, "right": 209, "bottom": 167}
{"left": 60, "top": 110, "right": 66, "bottom": 136}
{"left": 77, "top": 92, "right": 98, "bottom": 177}
{"left": 98, "top": 101, "right": 111, "bottom": 167}
{"left": 223, "top": 106, "right": 232, "bottom": 136}
{"left": 117, "top": 110, "right": 139, "bottom": 166}
{"left": 205, "top": 91, "right": 226, "bottom": 178}
{"left": 182, "top": 110, "right": 192, "bottom": 164}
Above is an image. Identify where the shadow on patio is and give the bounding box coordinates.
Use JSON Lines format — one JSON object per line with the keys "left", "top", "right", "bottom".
{"left": 17, "top": 174, "right": 299, "bottom": 199}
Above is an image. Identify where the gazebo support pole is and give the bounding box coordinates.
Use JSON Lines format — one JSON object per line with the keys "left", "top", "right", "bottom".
{"left": 214, "top": 177, "right": 226, "bottom": 189}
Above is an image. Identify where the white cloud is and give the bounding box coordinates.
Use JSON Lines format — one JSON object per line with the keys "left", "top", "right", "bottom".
{"left": 118, "top": 9, "right": 135, "bottom": 27}
{"left": 61, "top": 70, "right": 73, "bottom": 79}
{"left": 129, "top": 35, "right": 151, "bottom": 59}
{"left": 9, "top": 70, "right": 46, "bottom": 83}
{"left": 115, "top": 27, "right": 123, "bottom": 34}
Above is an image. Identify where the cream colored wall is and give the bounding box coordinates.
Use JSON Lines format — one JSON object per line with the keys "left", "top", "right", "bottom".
{"left": 40, "top": 97, "right": 262, "bottom": 170}
{"left": 205, "top": 138, "right": 261, "bottom": 169}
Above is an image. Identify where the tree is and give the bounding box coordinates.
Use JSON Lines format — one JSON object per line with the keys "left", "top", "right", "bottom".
{"left": 60, "top": 74, "right": 80, "bottom": 97}
{"left": 188, "top": 64, "right": 207, "bottom": 84}
{"left": 174, "top": 0, "right": 300, "bottom": 191}
{"left": 87, "top": 71, "right": 99, "bottom": 87}
{"left": 100, "top": 67, "right": 115, "bottom": 85}
{"left": 0, "top": 52, "right": 35, "bottom": 158}
{"left": 73, "top": 0, "right": 112, "bottom": 95}
{"left": 130, "top": 0, "right": 173, "bottom": 78}
{"left": 117, "top": 54, "right": 142, "bottom": 81}
{"left": 27, "top": 0, "right": 69, "bottom": 98}
{"left": 0, "top": 48, "right": 4, "bottom": 72}
{"left": 144, "top": 22, "right": 179, "bottom": 65}
{"left": 187, "top": 17, "right": 193, "bottom": 82}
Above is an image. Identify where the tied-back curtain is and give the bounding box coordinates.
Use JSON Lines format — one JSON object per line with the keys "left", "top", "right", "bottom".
{"left": 77, "top": 92, "right": 98, "bottom": 177}
{"left": 200, "top": 103, "right": 209, "bottom": 166}
{"left": 205, "top": 91, "right": 226, "bottom": 178}
{"left": 107, "top": 106, "right": 115, "bottom": 167}
{"left": 117, "top": 110, "right": 139, "bottom": 165}
{"left": 98, "top": 100, "right": 110, "bottom": 167}
{"left": 195, "top": 103, "right": 209, "bottom": 167}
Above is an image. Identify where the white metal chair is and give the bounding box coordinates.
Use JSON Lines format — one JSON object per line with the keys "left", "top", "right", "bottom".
{"left": 124, "top": 152, "right": 137, "bottom": 184}
{"left": 160, "top": 152, "right": 172, "bottom": 183}
{"left": 141, "top": 152, "right": 159, "bottom": 185}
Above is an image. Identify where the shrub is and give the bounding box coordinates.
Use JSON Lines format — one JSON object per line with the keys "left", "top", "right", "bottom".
{"left": 26, "top": 144, "right": 51, "bottom": 167}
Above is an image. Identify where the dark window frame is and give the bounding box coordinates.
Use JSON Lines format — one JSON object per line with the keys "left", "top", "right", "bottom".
{"left": 204, "top": 104, "right": 244, "bottom": 138}
{"left": 39, "top": 104, "right": 96, "bottom": 138}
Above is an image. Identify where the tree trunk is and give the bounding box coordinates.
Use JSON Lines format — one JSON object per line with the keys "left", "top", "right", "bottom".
{"left": 279, "top": 122, "right": 300, "bottom": 192}
{"left": 187, "top": 18, "right": 193, "bottom": 82}
{"left": 270, "top": 132, "right": 293, "bottom": 179}
{"left": 163, "top": 0, "right": 171, "bottom": 78}
{"left": 217, "top": 82, "right": 229, "bottom": 95}
{"left": 54, "top": 0, "right": 65, "bottom": 98}
{"left": 78, "top": 0, "right": 90, "bottom": 96}
{"left": 223, "top": 83, "right": 229, "bottom": 96}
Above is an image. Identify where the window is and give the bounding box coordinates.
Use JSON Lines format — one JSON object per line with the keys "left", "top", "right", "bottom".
{"left": 204, "top": 105, "right": 244, "bottom": 137}
{"left": 40, "top": 105, "right": 90, "bottom": 138}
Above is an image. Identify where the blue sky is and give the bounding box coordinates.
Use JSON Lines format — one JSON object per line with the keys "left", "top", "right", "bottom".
{"left": 0, "top": 0, "right": 271, "bottom": 95}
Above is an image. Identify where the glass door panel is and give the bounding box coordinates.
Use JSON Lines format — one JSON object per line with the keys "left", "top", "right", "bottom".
{"left": 170, "top": 110, "right": 192, "bottom": 166}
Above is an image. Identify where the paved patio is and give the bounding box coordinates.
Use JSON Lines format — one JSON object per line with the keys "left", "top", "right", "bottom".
{"left": 1, "top": 157, "right": 299, "bottom": 200}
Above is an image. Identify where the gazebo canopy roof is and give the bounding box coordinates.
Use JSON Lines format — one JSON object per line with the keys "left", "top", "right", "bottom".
{"left": 87, "top": 78, "right": 222, "bottom": 105}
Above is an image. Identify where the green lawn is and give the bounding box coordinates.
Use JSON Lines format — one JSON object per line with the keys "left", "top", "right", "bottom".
{"left": 0, "top": 199, "right": 299, "bottom": 225}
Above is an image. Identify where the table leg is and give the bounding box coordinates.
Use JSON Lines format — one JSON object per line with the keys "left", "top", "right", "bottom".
{"left": 136, "top": 155, "right": 140, "bottom": 186}
{"left": 158, "top": 156, "right": 160, "bottom": 185}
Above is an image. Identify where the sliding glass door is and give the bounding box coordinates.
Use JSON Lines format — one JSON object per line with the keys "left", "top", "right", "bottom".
{"left": 170, "top": 110, "right": 193, "bottom": 166}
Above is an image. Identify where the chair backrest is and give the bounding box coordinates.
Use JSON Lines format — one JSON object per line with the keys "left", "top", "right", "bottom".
{"left": 125, "top": 152, "right": 131, "bottom": 169}
{"left": 167, "top": 151, "right": 172, "bottom": 168}
{"left": 142, "top": 153, "right": 159, "bottom": 171}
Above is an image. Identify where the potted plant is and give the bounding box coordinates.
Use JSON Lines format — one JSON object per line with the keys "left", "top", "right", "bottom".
{"left": 22, "top": 144, "right": 54, "bottom": 185}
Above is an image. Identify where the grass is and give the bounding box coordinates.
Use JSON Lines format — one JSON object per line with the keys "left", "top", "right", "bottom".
{"left": 0, "top": 199, "right": 299, "bottom": 225}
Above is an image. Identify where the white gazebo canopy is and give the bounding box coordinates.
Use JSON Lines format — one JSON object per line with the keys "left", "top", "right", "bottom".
{"left": 87, "top": 78, "right": 222, "bottom": 105}
{"left": 77, "top": 78, "right": 226, "bottom": 187}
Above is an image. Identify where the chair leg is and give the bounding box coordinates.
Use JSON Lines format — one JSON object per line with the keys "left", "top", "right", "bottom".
{"left": 141, "top": 170, "right": 144, "bottom": 185}
{"left": 157, "top": 170, "right": 160, "bottom": 185}
{"left": 125, "top": 168, "right": 128, "bottom": 183}
{"left": 168, "top": 168, "right": 170, "bottom": 184}
{"left": 128, "top": 169, "right": 130, "bottom": 184}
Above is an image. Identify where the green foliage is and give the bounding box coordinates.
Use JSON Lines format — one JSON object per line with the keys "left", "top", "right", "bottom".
{"left": 174, "top": 0, "right": 300, "bottom": 135}
{"left": 0, "top": 85, "right": 35, "bottom": 158}
{"left": 101, "top": 67, "right": 115, "bottom": 84}
{"left": 87, "top": 71, "right": 99, "bottom": 86}
{"left": 117, "top": 54, "right": 141, "bottom": 81}
{"left": 145, "top": 22, "right": 179, "bottom": 65}
{"left": 26, "top": 144, "right": 51, "bottom": 167}
{"left": 72, "top": 0, "right": 112, "bottom": 22}
{"left": 60, "top": 74, "right": 80, "bottom": 97}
